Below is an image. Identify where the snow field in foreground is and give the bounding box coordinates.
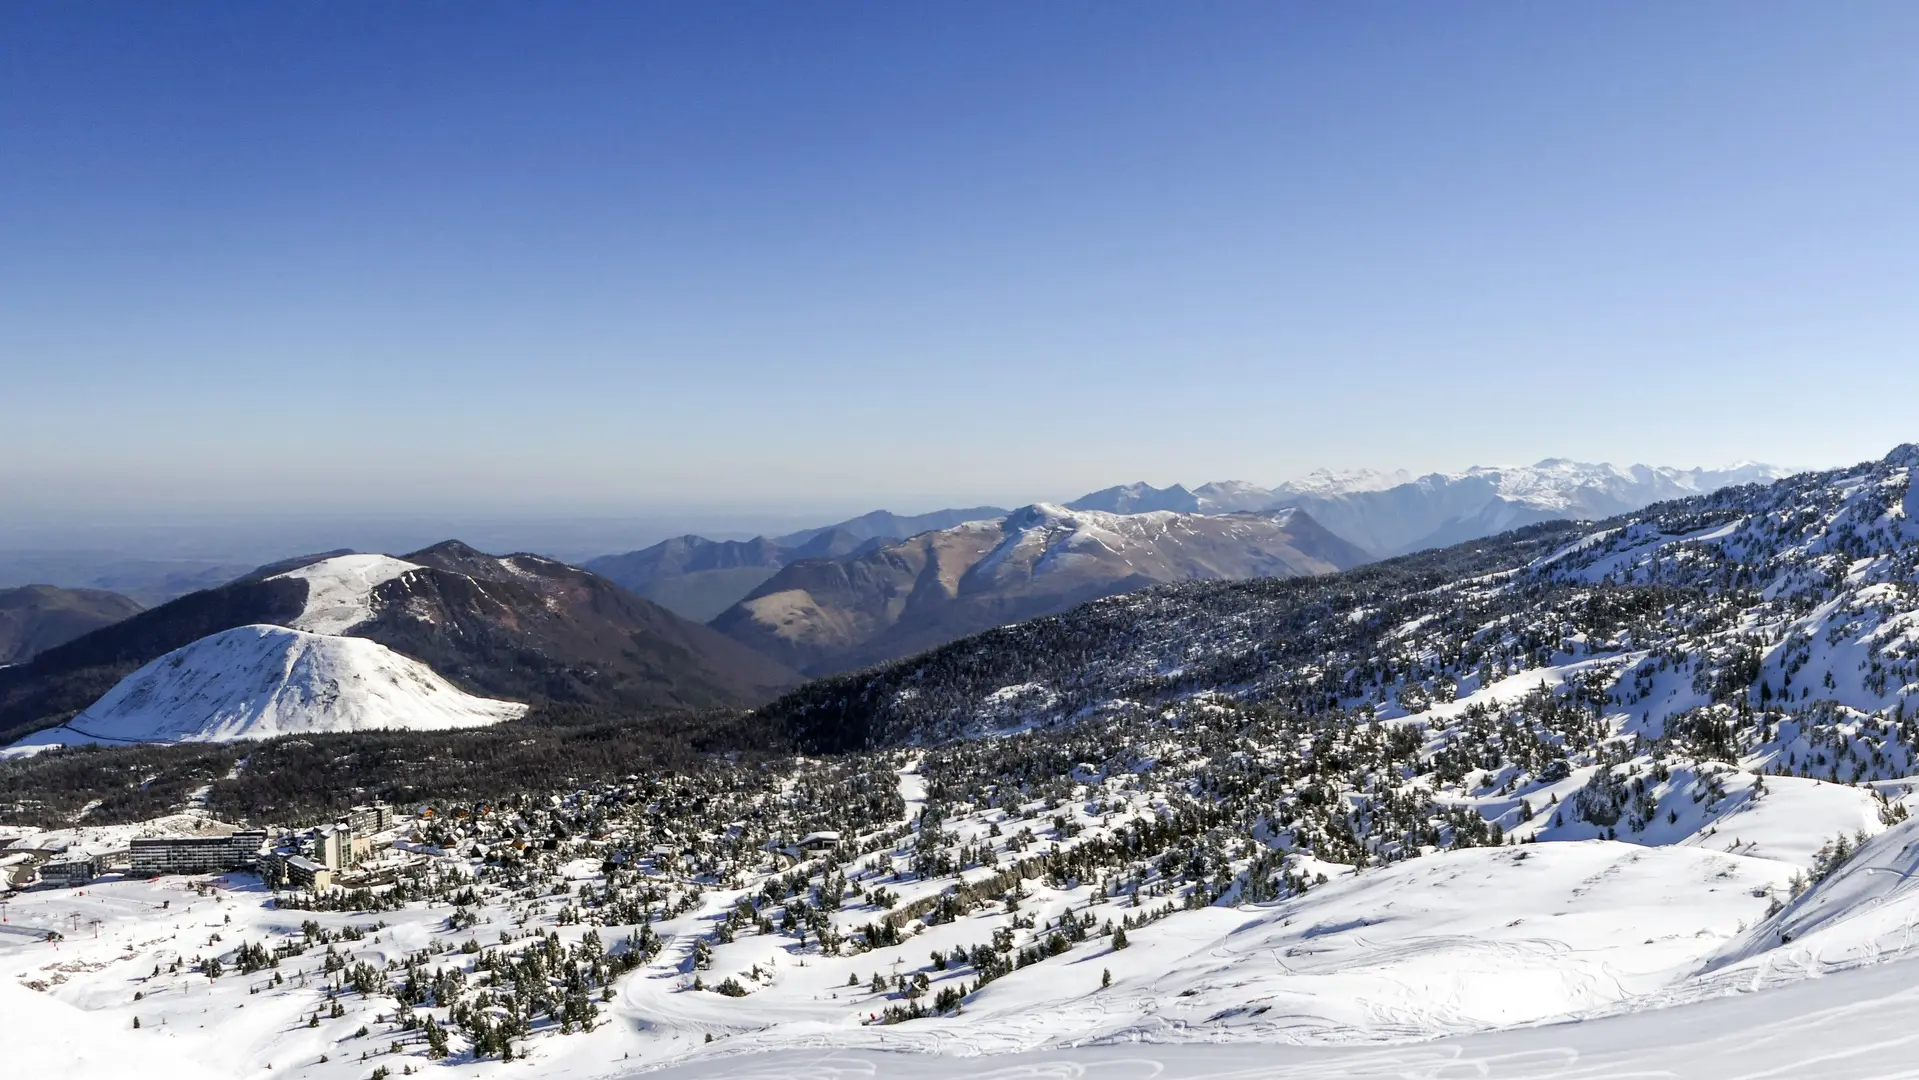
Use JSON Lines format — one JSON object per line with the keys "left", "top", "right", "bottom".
{"left": 639, "top": 957, "right": 1919, "bottom": 1079}
{"left": 8, "top": 763, "right": 1919, "bottom": 1080}
{"left": 0, "top": 834, "right": 1833, "bottom": 1080}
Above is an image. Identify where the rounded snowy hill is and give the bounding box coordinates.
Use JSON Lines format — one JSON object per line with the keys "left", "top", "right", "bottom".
{"left": 0, "top": 544, "right": 793, "bottom": 749}
{"left": 9, "top": 624, "right": 525, "bottom": 749}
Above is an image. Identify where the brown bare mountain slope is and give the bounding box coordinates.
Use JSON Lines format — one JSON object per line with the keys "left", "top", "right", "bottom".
{"left": 710, "top": 505, "right": 1370, "bottom": 675}
{"left": 0, "top": 585, "right": 144, "bottom": 666}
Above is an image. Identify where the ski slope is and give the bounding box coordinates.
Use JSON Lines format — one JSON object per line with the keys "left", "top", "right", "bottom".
{"left": 635, "top": 958, "right": 1919, "bottom": 1079}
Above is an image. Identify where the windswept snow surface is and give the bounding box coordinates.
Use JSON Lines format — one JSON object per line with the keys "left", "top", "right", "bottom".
{"left": 2, "top": 977, "right": 223, "bottom": 1080}
{"left": 1701, "top": 814, "right": 1919, "bottom": 988}
{"left": 269, "top": 553, "right": 421, "bottom": 634}
{"left": 8, "top": 624, "right": 524, "bottom": 748}
{"left": 5, "top": 833, "right": 1915, "bottom": 1080}
{"left": 2, "top": 759, "right": 1916, "bottom": 1080}
{"left": 637, "top": 960, "right": 1919, "bottom": 1079}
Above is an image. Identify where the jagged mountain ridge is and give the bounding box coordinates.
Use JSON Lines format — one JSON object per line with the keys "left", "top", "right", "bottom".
{"left": 713, "top": 504, "right": 1371, "bottom": 676}
{"left": 0, "top": 542, "right": 797, "bottom": 747}
{"left": 0, "top": 584, "right": 144, "bottom": 666}
{"left": 771, "top": 506, "right": 1009, "bottom": 550}
{"left": 1280, "top": 459, "right": 1796, "bottom": 556}
{"left": 761, "top": 445, "right": 1914, "bottom": 753}
{"left": 585, "top": 457, "right": 1767, "bottom": 626}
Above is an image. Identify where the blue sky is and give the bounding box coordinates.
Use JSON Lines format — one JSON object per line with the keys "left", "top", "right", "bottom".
{"left": 4, "top": 3, "right": 1916, "bottom": 521}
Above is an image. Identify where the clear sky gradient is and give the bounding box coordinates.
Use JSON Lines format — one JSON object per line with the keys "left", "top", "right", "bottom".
{"left": 4, "top": 3, "right": 1916, "bottom": 522}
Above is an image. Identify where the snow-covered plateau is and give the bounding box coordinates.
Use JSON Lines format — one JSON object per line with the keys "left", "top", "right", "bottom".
{"left": 7, "top": 763, "right": 1919, "bottom": 1080}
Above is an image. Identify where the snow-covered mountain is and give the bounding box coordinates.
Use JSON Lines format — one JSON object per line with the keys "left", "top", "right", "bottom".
{"left": 270, "top": 552, "right": 422, "bottom": 634}
{"left": 1269, "top": 466, "right": 1417, "bottom": 499}
{"left": 0, "top": 544, "right": 796, "bottom": 749}
{"left": 765, "top": 446, "right": 1904, "bottom": 754}
{"left": 10, "top": 624, "right": 524, "bottom": 748}
{"left": 1064, "top": 482, "right": 1201, "bottom": 514}
{"left": 1071, "top": 460, "right": 1793, "bottom": 558}
{"left": 713, "top": 504, "right": 1369, "bottom": 674}
{"left": 8, "top": 446, "right": 1919, "bottom": 1080}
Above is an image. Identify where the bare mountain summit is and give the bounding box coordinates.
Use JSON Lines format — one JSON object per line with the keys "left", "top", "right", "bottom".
{"left": 711, "top": 505, "right": 1368, "bottom": 675}
{"left": 0, "top": 585, "right": 143, "bottom": 666}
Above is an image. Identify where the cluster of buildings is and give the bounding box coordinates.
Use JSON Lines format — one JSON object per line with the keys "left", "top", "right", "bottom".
{"left": 0, "top": 840, "right": 131, "bottom": 891}
{"left": 262, "top": 803, "right": 398, "bottom": 891}
{"left": 1, "top": 803, "right": 399, "bottom": 892}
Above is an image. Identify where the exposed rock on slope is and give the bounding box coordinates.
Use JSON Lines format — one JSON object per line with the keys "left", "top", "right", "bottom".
{"left": 355, "top": 541, "right": 798, "bottom": 709}
{"left": 713, "top": 505, "right": 1370, "bottom": 675}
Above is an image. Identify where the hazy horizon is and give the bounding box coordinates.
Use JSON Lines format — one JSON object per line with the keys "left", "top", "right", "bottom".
{"left": 6, "top": 5, "right": 1917, "bottom": 521}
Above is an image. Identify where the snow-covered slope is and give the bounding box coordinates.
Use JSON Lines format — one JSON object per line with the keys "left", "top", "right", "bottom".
{"left": 267, "top": 552, "right": 421, "bottom": 634}
{"left": 9, "top": 624, "right": 524, "bottom": 748}
{"left": 2, "top": 978, "right": 223, "bottom": 1080}
{"left": 2, "top": 546, "right": 797, "bottom": 750}
{"left": 1701, "top": 813, "right": 1919, "bottom": 983}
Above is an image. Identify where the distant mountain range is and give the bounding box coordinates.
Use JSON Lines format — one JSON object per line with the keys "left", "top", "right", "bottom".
{"left": 586, "top": 506, "right": 1007, "bottom": 621}
{"left": 588, "top": 459, "right": 1790, "bottom": 629}
{"left": 0, "top": 585, "right": 144, "bottom": 666}
{"left": 1065, "top": 461, "right": 1792, "bottom": 557}
{"left": 709, "top": 504, "right": 1370, "bottom": 675}
{"left": 1, "top": 544, "right": 796, "bottom": 750}
{"left": 0, "top": 455, "right": 1795, "bottom": 751}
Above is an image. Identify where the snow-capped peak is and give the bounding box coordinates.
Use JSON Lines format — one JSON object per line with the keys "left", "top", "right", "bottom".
{"left": 1271, "top": 467, "right": 1416, "bottom": 498}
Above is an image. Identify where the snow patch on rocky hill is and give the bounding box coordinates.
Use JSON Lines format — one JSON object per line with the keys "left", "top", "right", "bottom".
{"left": 269, "top": 553, "right": 422, "bottom": 634}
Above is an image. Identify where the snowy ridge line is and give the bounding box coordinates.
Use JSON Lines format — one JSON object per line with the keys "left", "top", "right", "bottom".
{"left": 268, "top": 552, "right": 422, "bottom": 634}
